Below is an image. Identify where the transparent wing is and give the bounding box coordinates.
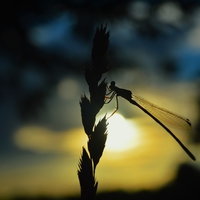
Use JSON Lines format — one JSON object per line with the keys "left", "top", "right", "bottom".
{"left": 131, "top": 94, "right": 191, "bottom": 130}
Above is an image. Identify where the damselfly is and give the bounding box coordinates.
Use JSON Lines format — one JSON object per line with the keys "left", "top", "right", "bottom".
{"left": 105, "top": 81, "right": 195, "bottom": 161}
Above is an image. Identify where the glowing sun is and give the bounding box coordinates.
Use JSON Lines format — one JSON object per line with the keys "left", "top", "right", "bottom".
{"left": 106, "top": 113, "right": 140, "bottom": 152}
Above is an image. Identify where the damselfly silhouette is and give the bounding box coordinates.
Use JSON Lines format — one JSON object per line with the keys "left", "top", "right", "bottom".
{"left": 105, "top": 81, "right": 195, "bottom": 161}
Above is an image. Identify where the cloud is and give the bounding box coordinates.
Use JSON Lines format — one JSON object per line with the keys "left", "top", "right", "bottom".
{"left": 13, "top": 126, "right": 87, "bottom": 154}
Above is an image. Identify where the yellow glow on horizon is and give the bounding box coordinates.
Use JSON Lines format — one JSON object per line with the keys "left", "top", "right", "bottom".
{"left": 8, "top": 114, "right": 196, "bottom": 199}
{"left": 13, "top": 126, "right": 87, "bottom": 155}
{"left": 106, "top": 113, "right": 141, "bottom": 152}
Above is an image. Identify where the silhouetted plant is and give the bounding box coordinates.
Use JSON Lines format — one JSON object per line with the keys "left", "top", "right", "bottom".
{"left": 78, "top": 24, "right": 110, "bottom": 199}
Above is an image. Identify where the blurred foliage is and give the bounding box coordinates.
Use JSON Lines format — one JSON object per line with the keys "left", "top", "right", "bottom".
{"left": 1, "top": 0, "right": 200, "bottom": 120}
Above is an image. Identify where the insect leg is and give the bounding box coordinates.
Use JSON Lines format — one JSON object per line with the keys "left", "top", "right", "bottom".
{"left": 104, "top": 91, "right": 116, "bottom": 104}
{"left": 107, "top": 94, "right": 119, "bottom": 118}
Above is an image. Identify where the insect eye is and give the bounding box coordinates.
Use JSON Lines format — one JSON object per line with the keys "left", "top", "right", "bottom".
{"left": 110, "top": 81, "right": 115, "bottom": 86}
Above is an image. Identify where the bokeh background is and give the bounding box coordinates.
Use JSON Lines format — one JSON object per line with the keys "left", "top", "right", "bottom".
{"left": 1, "top": 0, "right": 200, "bottom": 199}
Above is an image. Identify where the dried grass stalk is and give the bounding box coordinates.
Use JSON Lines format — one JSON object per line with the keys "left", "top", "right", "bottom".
{"left": 78, "top": 24, "right": 110, "bottom": 199}
{"left": 78, "top": 147, "right": 98, "bottom": 200}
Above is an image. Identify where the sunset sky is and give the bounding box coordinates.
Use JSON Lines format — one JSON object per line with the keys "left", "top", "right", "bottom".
{"left": 1, "top": 77, "right": 199, "bottom": 199}
{"left": 1, "top": 1, "right": 200, "bottom": 199}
